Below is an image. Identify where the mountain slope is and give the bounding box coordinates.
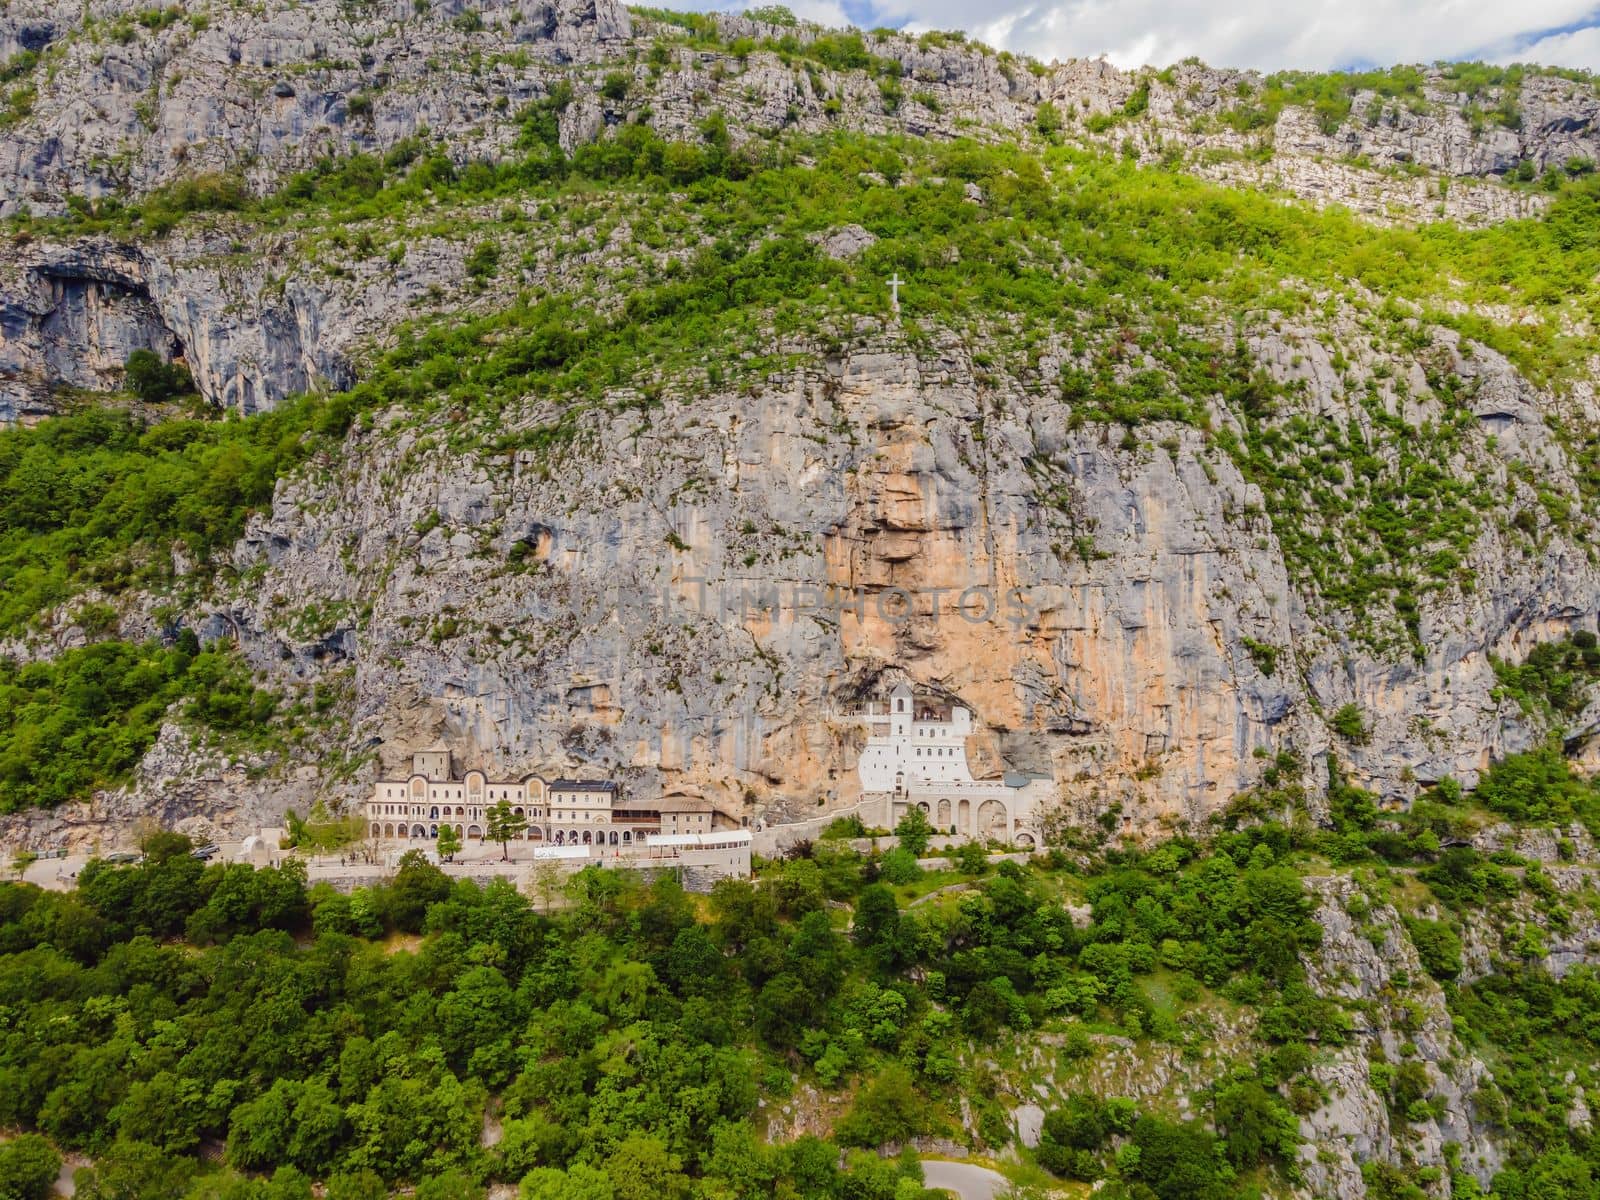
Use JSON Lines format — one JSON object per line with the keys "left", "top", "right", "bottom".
{"left": 8, "top": 5, "right": 1600, "bottom": 1200}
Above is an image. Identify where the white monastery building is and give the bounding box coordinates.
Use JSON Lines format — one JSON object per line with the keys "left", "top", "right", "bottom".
{"left": 366, "top": 748, "right": 735, "bottom": 850}
{"left": 850, "top": 683, "right": 1049, "bottom": 847}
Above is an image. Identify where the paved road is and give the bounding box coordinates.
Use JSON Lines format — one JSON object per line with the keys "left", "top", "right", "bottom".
{"left": 920, "top": 1160, "right": 1011, "bottom": 1200}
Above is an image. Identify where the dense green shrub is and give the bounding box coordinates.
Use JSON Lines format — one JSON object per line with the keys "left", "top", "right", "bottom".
{"left": 1475, "top": 744, "right": 1600, "bottom": 828}
{"left": 1331, "top": 703, "right": 1370, "bottom": 743}
{"left": 1121, "top": 1115, "right": 1230, "bottom": 1200}
{"left": 464, "top": 239, "right": 501, "bottom": 279}
{"left": 1493, "top": 633, "right": 1600, "bottom": 719}
{"left": 0, "top": 639, "right": 276, "bottom": 811}
{"left": 1037, "top": 1092, "right": 1125, "bottom": 1178}
{"left": 0, "top": 1133, "right": 61, "bottom": 1200}
{"left": 1418, "top": 847, "right": 1521, "bottom": 907}
{"left": 123, "top": 350, "right": 195, "bottom": 403}
{"left": 893, "top": 805, "right": 933, "bottom": 856}
{"left": 1212, "top": 1078, "right": 1299, "bottom": 1168}
{"left": 1405, "top": 917, "right": 1464, "bottom": 980}
{"left": 0, "top": 396, "right": 350, "bottom": 635}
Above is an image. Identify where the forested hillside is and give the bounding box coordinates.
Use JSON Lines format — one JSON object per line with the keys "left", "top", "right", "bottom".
{"left": 7, "top": 750, "right": 1600, "bottom": 1199}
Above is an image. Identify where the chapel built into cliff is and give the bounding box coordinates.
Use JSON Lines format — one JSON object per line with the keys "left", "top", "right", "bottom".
{"left": 849, "top": 683, "right": 1049, "bottom": 847}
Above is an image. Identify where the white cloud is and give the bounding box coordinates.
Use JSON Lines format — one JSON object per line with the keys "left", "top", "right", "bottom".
{"left": 1500, "top": 21, "right": 1600, "bottom": 69}
{"left": 668, "top": 0, "right": 1600, "bottom": 72}
{"left": 884, "top": 0, "right": 1600, "bottom": 70}
{"left": 781, "top": 0, "right": 855, "bottom": 28}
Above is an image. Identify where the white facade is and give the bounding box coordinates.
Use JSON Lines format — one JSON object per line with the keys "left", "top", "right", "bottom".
{"left": 545, "top": 780, "right": 621, "bottom": 846}
{"left": 365, "top": 750, "right": 739, "bottom": 851}
{"left": 848, "top": 683, "right": 1050, "bottom": 847}
{"left": 366, "top": 749, "right": 547, "bottom": 843}
{"left": 644, "top": 830, "right": 753, "bottom": 879}
{"left": 856, "top": 682, "right": 978, "bottom": 791}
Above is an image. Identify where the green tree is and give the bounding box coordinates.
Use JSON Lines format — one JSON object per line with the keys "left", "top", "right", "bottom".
{"left": 1213, "top": 1078, "right": 1298, "bottom": 1169}
{"left": 519, "top": 1164, "right": 614, "bottom": 1200}
{"left": 754, "top": 973, "right": 812, "bottom": 1048}
{"left": 835, "top": 1064, "right": 927, "bottom": 1147}
{"left": 325, "top": 1170, "right": 388, "bottom": 1200}
{"left": 485, "top": 800, "right": 527, "bottom": 861}
{"left": 893, "top": 806, "right": 933, "bottom": 857}
{"left": 72, "top": 1139, "right": 192, "bottom": 1200}
{"left": 389, "top": 850, "right": 451, "bottom": 931}
{"left": 138, "top": 830, "right": 193, "bottom": 862}
{"left": 853, "top": 884, "right": 899, "bottom": 950}
{"left": 437, "top": 824, "right": 463, "bottom": 862}
{"left": 414, "top": 1170, "right": 485, "bottom": 1200}
{"left": 1330, "top": 703, "right": 1369, "bottom": 743}
{"left": 1038, "top": 1092, "right": 1112, "bottom": 1177}
{"left": 0, "top": 1133, "right": 61, "bottom": 1200}
{"left": 1124, "top": 1116, "right": 1228, "bottom": 1200}
{"left": 878, "top": 847, "right": 920, "bottom": 884}
{"left": 606, "top": 1135, "right": 689, "bottom": 1200}
{"left": 1405, "top": 917, "right": 1463, "bottom": 980}
{"left": 123, "top": 350, "right": 194, "bottom": 403}
{"left": 954, "top": 841, "right": 989, "bottom": 874}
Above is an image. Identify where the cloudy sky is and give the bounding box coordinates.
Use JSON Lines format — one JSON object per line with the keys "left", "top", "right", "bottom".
{"left": 667, "top": 0, "right": 1600, "bottom": 72}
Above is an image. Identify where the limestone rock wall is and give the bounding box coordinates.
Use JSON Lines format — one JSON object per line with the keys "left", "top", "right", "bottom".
{"left": 0, "top": 229, "right": 472, "bottom": 416}
{"left": 77, "top": 325, "right": 1581, "bottom": 840}
{"left": 1, "top": 0, "right": 1595, "bottom": 224}
{"left": 0, "top": 0, "right": 631, "bottom": 215}
{"left": 1298, "top": 875, "right": 1504, "bottom": 1199}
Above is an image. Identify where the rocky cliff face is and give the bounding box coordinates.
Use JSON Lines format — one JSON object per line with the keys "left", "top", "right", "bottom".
{"left": 0, "top": 235, "right": 364, "bottom": 419}
{"left": 1297, "top": 875, "right": 1504, "bottom": 1197}
{"left": 11, "top": 317, "right": 1567, "bottom": 855}
{"left": 5, "top": 7, "right": 1600, "bottom": 1194}
{"left": 1, "top": 1, "right": 1599, "bottom": 841}
{"left": 4, "top": 0, "right": 1596, "bottom": 417}
{"left": 0, "top": 0, "right": 631, "bottom": 214}
{"left": 1, "top": 0, "right": 1595, "bottom": 221}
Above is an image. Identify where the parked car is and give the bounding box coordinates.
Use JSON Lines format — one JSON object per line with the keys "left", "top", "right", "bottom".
{"left": 104, "top": 851, "right": 140, "bottom": 864}
{"left": 191, "top": 843, "right": 220, "bottom": 860}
